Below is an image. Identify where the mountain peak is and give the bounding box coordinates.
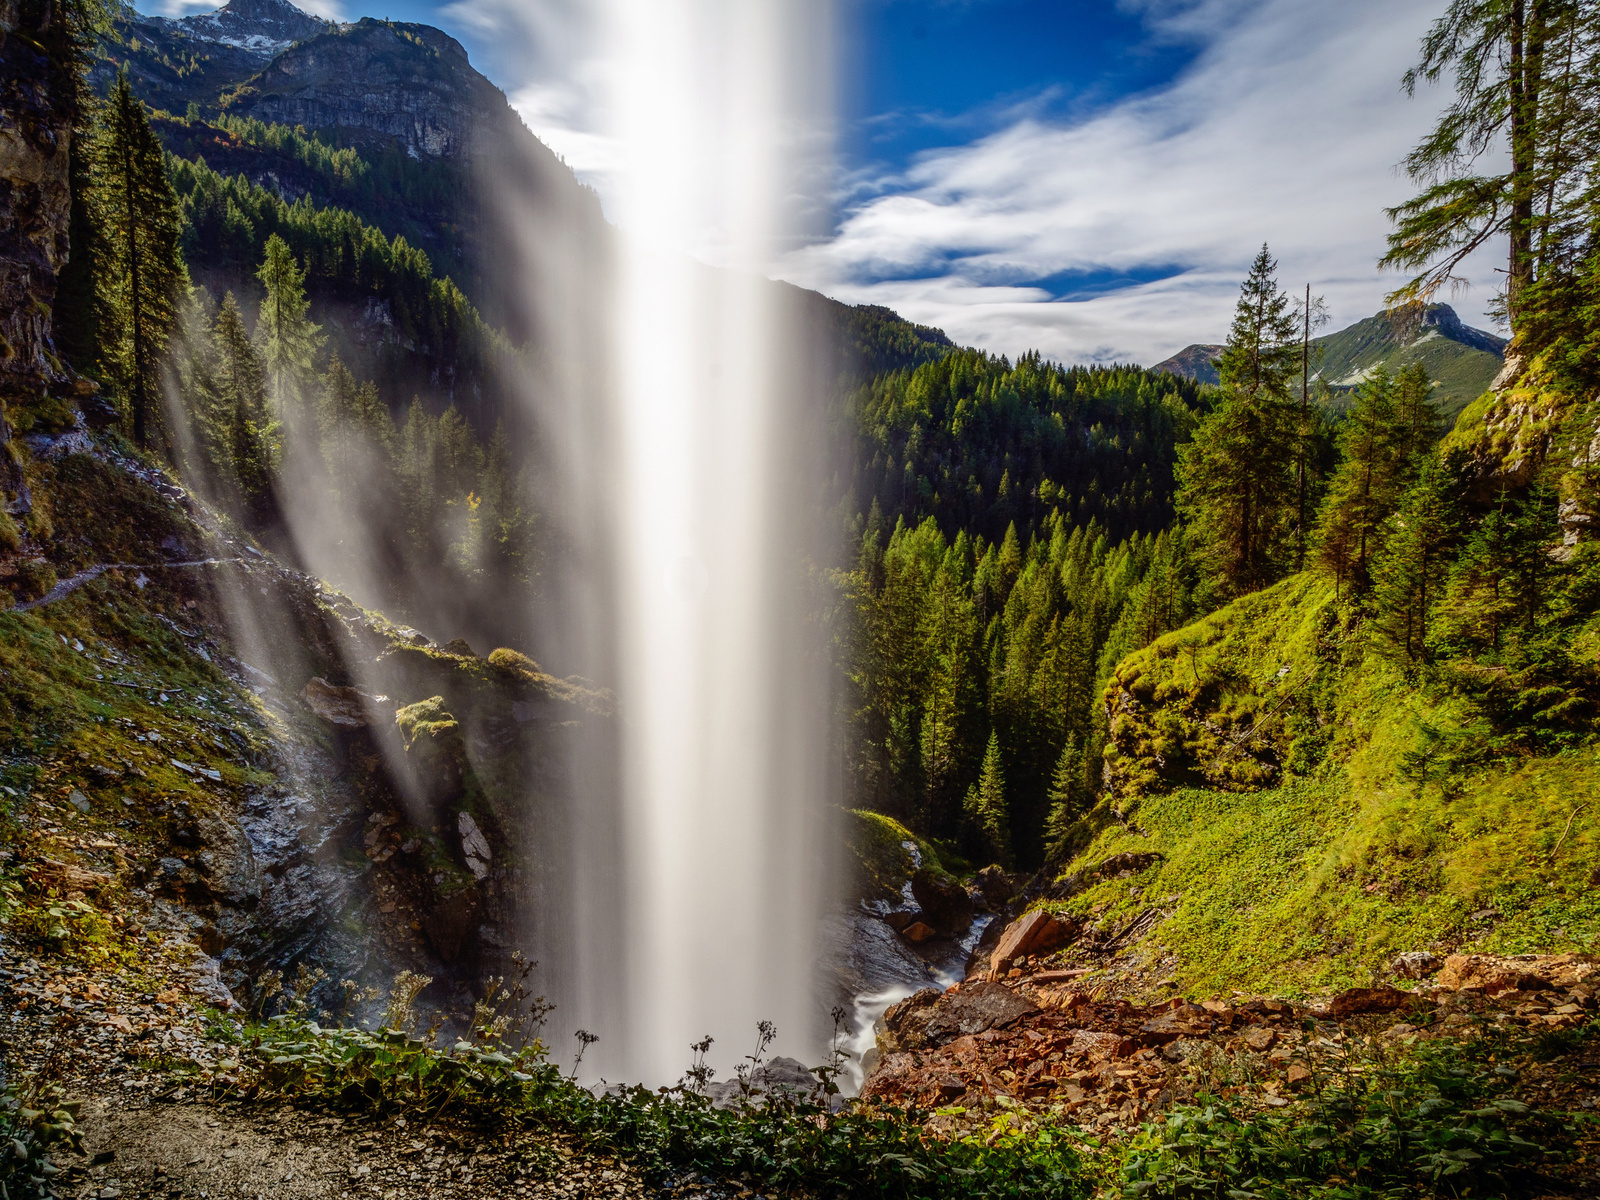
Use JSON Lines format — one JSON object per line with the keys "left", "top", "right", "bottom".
{"left": 150, "top": 0, "right": 332, "bottom": 59}
{"left": 1153, "top": 343, "right": 1224, "bottom": 385}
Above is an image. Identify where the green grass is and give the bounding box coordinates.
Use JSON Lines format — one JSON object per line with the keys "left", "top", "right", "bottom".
{"left": 1082, "top": 571, "right": 1600, "bottom": 996}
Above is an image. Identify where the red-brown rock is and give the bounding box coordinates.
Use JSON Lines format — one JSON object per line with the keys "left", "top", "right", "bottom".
{"left": 989, "top": 909, "right": 1080, "bottom": 975}
{"left": 1327, "top": 986, "right": 1418, "bottom": 1019}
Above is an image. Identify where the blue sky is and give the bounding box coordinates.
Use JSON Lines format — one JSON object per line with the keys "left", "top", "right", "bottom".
{"left": 142, "top": 0, "right": 1501, "bottom": 364}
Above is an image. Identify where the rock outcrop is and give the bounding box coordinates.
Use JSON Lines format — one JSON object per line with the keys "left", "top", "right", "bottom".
{"left": 0, "top": 0, "right": 75, "bottom": 505}
{"left": 223, "top": 18, "right": 517, "bottom": 159}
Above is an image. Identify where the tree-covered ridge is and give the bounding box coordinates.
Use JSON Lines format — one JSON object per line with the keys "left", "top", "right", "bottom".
{"left": 156, "top": 112, "right": 479, "bottom": 287}
{"left": 846, "top": 351, "right": 1205, "bottom": 550}
{"left": 837, "top": 512, "right": 1197, "bottom": 868}
{"left": 163, "top": 149, "right": 511, "bottom": 419}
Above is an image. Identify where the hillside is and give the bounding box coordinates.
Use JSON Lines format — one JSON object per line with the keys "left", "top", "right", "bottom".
{"left": 1150, "top": 342, "right": 1223, "bottom": 385}
{"left": 1312, "top": 303, "right": 1505, "bottom": 418}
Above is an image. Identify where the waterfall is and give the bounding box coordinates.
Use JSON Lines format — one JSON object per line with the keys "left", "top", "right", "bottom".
{"left": 597, "top": 0, "right": 836, "bottom": 1083}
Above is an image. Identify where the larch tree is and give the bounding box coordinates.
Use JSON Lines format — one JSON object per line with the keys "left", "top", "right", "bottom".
{"left": 212, "top": 291, "right": 271, "bottom": 512}
{"left": 1382, "top": 0, "right": 1599, "bottom": 326}
{"left": 86, "top": 71, "right": 186, "bottom": 449}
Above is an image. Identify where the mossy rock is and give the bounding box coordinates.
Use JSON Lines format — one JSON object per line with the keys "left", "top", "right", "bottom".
{"left": 845, "top": 809, "right": 954, "bottom": 903}
{"left": 395, "top": 695, "right": 466, "bottom": 803}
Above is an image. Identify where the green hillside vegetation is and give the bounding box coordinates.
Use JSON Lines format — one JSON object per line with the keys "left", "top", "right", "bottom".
{"left": 1066, "top": 571, "right": 1599, "bottom": 994}
{"left": 1312, "top": 305, "right": 1505, "bottom": 421}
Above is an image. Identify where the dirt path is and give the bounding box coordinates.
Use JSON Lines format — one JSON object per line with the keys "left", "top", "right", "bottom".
{"left": 11, "top": 559, "right": 246, "bottom": 614}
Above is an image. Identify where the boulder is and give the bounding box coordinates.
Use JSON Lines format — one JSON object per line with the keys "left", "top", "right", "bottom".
{"left": 911, "top": 868, "right": 974, "bottom": 937}
{"left": 974, "top": 864, "right": 1015, "bottom": 910}
{"left": 878, "top": 981, "right": 1038, "bottom": 1052}
{"left": 395, "top": 696, "right": 467, "bottom": 804}
{"left": 1438, "top": 952, "right": 1598, "bottom": 995}
{"left": 1138, "top": 1002, "right": 1214, "bottom": 1045}
{"left": 1327, "top": 986, "right": 1418, "bottom": 1019}
{"left": 901, "top": 921, "right": 938, "bottom": 943}
{"left": 1390, "top": 951, "right": 1442, "bottom": 980}
{"left": 988, "top": 908, "right": 1080, "bottom": 975}
{"left": 300, "top": 677, "right": 376, "bottom": 727}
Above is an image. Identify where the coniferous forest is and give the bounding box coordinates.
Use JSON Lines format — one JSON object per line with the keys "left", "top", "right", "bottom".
{"left": 4, "top": 0, "right": 1600, "bottom": 1195}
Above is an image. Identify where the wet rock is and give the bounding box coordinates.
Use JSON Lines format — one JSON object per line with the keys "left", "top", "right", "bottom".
{"left": 421, "top": 884, "right": 482, "bottom": 963}
{"left": 974, "top": 864, "right": 1015, "bottom": 910}
{"left": 442, "top": 638, "right": 476, "bottom": 657}
{"left": 299, "top": 677, "right": 378, "bottom": 728}
{"left": 458, "top": 812, "right": 491, "bottom": 881}
{"left": 1390, "top": 951, "right": 1442, "bottom": 980}
{"left": 911, "top": 868, "right": 974, "bottom": 937}
{"left": 901, "top": 921, "right": 937, "bottom": 943}
{"left": 879, "top": 981, "right": 1038, "bottom": 1052}
{"left": 988, "top": 908, "right": 1080, "bottom": 975}
{"left": 882, "top": 910, "right": 916, "bottom": 932}
{"left": 703, "top": 1056, "right": 823, "bottom": 1109}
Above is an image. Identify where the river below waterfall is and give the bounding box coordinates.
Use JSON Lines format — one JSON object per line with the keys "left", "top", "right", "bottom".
{"left": 823, "top": 842, "right": 995, "bottom": 1094}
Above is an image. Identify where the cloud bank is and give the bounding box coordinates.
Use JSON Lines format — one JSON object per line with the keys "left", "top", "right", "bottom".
{"left": 779, "top": 0, "right": 1503, "bottom": 366}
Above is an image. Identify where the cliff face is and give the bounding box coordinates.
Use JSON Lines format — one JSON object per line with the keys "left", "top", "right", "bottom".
{"left": 224, "top": 19, "right": 516, "bottom": 159}
{"left": 0, "top": 0, "right": 74, "bottom": 514}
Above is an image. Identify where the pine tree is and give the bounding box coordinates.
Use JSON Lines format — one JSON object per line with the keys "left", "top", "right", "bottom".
{"left": 1176, "top": 246, "right": 1300, "bottom": 597}
{"left": 212, "top": 291, "right": 271, "bottom": 512}
{"left": 964, "top": 731, "right": 1011, "bottom": 867}
{"left": 1371, "top": 453, "right": 1462, "bottom": 662}
{"left": 85, "top": 72, "right": 187, "bottom": 449}
{"left": 1042, "top": 740, "right": 1084, "bottom": 859}
{"left": 255, "top": 233, "right": 324, "bottom": 420}
{"left": 1432, "top": 486, "right": 1562, "bottom": 658}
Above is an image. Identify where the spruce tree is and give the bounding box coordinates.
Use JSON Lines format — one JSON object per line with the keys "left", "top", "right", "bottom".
{"left": 212, "top": 291, "right": 271, "bottom": 511}
{"left": 1316, "top": 368, "right": 1401, "bottom": 593}
{"left": 1176, "top": 245, "right": 1300, "bottom": 596}
{"left": 1370, "top": 453, "right": 1462, "bottom": 662}
{"left": 85, "top": 72, "right": 187, "bottom": 449}
{"left": 964, "top": 731, "right": 1011, "bottom": 867}
{"left": 1042, "top": 741, "right": 1084, "bottom": 859}
{"left": 255, "top": 233, "right": 324, "bottom": 420}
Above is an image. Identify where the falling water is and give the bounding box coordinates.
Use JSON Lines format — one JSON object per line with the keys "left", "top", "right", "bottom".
{"left": 601, "top": 0, "right": 836, "bottom": 1083}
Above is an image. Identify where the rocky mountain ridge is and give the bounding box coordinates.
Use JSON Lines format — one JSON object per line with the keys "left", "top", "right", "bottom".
{"left": 1152, "top": 303, "right": 1505, "bottom": 416}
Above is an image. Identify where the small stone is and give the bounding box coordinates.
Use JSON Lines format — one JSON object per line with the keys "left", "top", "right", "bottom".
{"left": 901, "top": 921, "right": 938, "bottom": 943}
{"left": 68, "top": 790, "right": 91, "bottom": 813}
{"left": 1285, "top": 1064, "right": 1313, "bottom": 1089}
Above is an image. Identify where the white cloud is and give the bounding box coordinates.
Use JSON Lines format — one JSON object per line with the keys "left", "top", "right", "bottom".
{"left": 779, "top": 0, "right": 1505, "bottom": 366}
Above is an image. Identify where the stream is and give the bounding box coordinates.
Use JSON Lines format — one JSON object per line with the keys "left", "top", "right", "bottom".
{"left": 828, "top": 842, "right": 995, "bottom": 1094}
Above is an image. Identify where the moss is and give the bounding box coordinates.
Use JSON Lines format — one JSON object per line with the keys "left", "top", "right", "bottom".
{"left": 0, "top": 509, "right": 20, "bottom": 551}
{"left": 1083, "top": 565, "right": 1600, "bottom": 995}
{"left": 845, "top": 808, "right": 956, "bottom": 901}
{"left": 487, "top": 646, "right": 540, "bottom": 675}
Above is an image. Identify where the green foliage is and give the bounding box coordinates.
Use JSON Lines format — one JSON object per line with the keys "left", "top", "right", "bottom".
{"left": 845, "top": 350, "right": 1202, "bottom": 550}
{"left": 1121, "top": 1032, "right": 1574, "bottom": 1199}
{"left": 842, "top": 513, "right": 1198, "bottom": 865}
{"left": 0, "top": 1071, "right": 84, "bottom": 1200}
{"left": 222, "top": 1014, "right": 1096, "bottom": 1200}
{"left": 83, "top": 71, "right": 187, "bottom": 448}
{"left": 1176, "top": 247, "right": 1302, "bottom": 599}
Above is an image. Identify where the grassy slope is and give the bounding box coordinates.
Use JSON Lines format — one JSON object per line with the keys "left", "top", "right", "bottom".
{"left": 1314, "top": 311, "right": 1503, "bottom": 421}
{"left": 1059, "top": 574, "right": 1599, "bottom": 998}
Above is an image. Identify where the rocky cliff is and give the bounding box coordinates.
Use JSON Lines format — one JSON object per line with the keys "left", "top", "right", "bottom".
{"left": 223, "top": 18, "right": 516, "bottom": 159}
{"left": 0, "top": 0, "right": 76, "bottom": 519}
